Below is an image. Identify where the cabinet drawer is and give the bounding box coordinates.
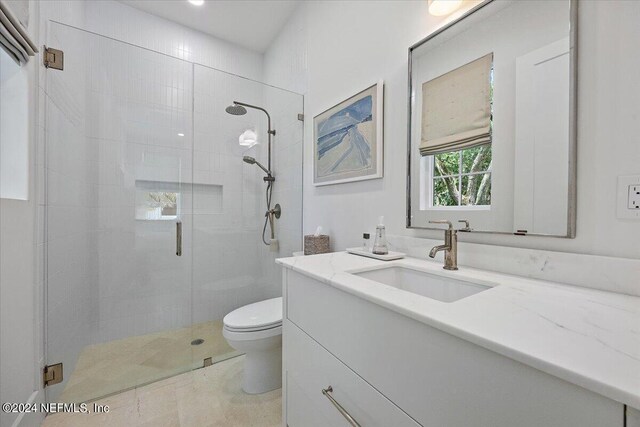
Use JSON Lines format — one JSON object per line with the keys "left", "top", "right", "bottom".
{"left": 285, "top": 320, "right": 420, "bottom": 427}
{"left": 286, "top": 270, "right": 623, "bottom": 427}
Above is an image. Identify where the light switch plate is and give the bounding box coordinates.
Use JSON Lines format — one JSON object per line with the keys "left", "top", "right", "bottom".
{"left": 617, "top": 175, "right": 640, "bottom": 219}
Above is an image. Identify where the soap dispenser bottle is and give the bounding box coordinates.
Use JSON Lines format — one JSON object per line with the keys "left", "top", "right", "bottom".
{"left": 372, "top": 216, "right": 388, "bottom": 255}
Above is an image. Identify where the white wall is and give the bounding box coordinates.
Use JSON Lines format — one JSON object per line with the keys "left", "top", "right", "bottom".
{"left": 0, "top": 1, "right": 45, "bottom": 426}
{"left": 0, "top": 199, "right": 39, "bottom": 427}
{"left": 83, "top": 0, "right": 263, "bottom": 81}
{"left": 264, "top": 0, "right": 640, "bottom": 261}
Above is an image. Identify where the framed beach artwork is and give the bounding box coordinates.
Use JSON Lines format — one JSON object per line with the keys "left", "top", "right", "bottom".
{"left": 313, "top": 81, "right": 384, "bottom": 186}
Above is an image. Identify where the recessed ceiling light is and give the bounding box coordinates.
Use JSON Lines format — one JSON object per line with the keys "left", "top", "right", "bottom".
{"left": 178, "top": 133, "right": 185, "bottom": 137}
{"left": 188, "top": 0, "right": 204, "bottom": 5}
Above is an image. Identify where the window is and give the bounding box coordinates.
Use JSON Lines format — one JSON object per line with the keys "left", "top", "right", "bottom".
{"left": 135, "top": 181, "right": 180, "bottom": 220}
{"left": 143, "top": 191, "right": 178, "bottom": 219}
{"left": 430, "top": 144, "right": 492, "bottom": 208}
{"left": 0, "top": 46, "right": 29, "bottom": 200}
{"left": 425, "top": 62, "right": 494, "bottom": 210}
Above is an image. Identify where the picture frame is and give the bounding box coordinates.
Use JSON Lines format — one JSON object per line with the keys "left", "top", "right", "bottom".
{"left": 313, "top": 81, "right": 384, "bottom": 186}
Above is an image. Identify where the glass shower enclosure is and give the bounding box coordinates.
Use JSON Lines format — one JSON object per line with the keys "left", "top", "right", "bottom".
{"left": 43, "top": 22, "right": 303, "bottom": 403}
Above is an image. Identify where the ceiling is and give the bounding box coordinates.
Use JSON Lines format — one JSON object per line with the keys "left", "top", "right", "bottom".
{"left": 118, "top": 0, "right": 298, "bottom": 53}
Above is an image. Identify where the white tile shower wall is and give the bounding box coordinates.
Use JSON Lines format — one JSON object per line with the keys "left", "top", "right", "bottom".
{"left": 263, "top": 4, "right": 307, "bottom": 95}
{"left": 260, "top": 4, "right": 307, "bottom": 291}
{"left": 88, "top": 34, "right": 195, "bottom": 343}
{"left": 42, "top": 22, "right": 99, "bottom": 402}
{"left": 41, "top": 0, "right": 263, "bottom": 82}
{"left": 190, "top": 66, "right": 303, "bottom": 324}
{"left": 38, "top": 0, "right": 272, "bottom": 349}
{"left": 264, "top": 1, "right": 640, "bottom": 294}
{"left": 258, "top": 85, "right": 304, "bottom": 292}
{"left": 34, "top": 0, "right": 301, "bottom": 406}
{"left": 192, "top": 65, "right": 266, "bottom": 324}
{"left": 83, "top": 0, "right": 263, "bottom": 81}
{"left": 39, "top": 0, "right": 303, "bottom": 349}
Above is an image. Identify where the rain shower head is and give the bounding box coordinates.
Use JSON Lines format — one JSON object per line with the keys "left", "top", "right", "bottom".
{"left": 225, "top": 103, "right": 247, "bottom": 116}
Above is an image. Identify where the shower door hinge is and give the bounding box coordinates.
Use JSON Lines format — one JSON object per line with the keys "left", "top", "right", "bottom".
{"left": 297, "top": 113, "right": 304, "bottom": 122}
{"left": 43, "top": 362, "right": 63, "bottom": 387}
{"left": 43, "top": 46, "right": 64, "bottom": 70}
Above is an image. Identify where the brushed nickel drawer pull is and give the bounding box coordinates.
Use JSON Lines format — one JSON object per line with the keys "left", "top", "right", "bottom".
{"left": 321, "top": 386, "right": 361, "bottom": 427}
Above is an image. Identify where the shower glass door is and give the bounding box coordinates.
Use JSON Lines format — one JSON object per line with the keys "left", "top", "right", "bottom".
{"left": 44, "top": 23, "right": 195, "bottom": 403}
{"left": 43, "top": 22, "right": 304, "bottom": 405}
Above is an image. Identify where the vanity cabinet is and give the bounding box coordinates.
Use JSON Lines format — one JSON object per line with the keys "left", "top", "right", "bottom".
{"left": 282, "top": 269, "right": 625, "bottom": 427}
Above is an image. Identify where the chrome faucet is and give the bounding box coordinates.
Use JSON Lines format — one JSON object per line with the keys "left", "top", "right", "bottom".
{"left": 428, "top": 220, "right": 458, "bottom": 271}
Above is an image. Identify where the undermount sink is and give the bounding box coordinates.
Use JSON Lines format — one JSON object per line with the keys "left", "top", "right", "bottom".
{"left": 352, "top": 266, "right": 492, "bottom": 303}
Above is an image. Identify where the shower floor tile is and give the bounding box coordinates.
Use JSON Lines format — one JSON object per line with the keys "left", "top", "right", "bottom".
{"left": 59, "top": 320, "right": 239, "bottom": 404}
{"left": 42, "top": 355, "right": 281, "bottom": 427}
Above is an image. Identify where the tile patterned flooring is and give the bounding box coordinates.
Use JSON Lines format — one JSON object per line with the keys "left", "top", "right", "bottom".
{"left": 59, "top": 321, "right": 239, "bottom": 404}
{"left": 43, "top": 355, "right": 282, "bottom": 427}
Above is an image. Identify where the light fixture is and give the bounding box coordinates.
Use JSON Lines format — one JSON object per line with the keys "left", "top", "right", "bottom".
{"left": 239, "top": 130, "right": 258, "bottom": 147}
{"left": 177, "top": 133, "right": 185, "bottom": 137}
{"left": 188, "top": 0, "right": 204, "bottom": 6}
{"left": 428, "top": 0, "right": 462, "bottom": 16}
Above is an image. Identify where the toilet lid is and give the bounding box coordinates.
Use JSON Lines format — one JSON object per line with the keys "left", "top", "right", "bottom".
{"left": 223, "top": 297, "right": 282, "bottom": 331}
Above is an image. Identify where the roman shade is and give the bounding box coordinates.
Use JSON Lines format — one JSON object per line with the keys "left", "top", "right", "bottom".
{"left": 420, "top": 53, "right": 493, "bottom": 156}
{"left": 0, "top": 0, "right": 37, "bottom": 65}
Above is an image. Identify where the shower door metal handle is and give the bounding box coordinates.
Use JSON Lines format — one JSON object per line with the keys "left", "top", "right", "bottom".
{"left": 176, "top": 220, "right": 182, "bottom": 256}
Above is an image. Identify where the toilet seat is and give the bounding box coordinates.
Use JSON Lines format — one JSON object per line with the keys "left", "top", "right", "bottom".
{"left": 224, "top": 323, "right": 281, "bottom": 333}
{"left": 223, "top": 325, "right": 282, "bottom": 342}
{"left": 223, "top": 297, "right": 282, "bottom": 333}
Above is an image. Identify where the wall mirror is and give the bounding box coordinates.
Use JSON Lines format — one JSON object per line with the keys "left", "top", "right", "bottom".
{"left": 407, "top": 0, "right": 576, "bottom": 237}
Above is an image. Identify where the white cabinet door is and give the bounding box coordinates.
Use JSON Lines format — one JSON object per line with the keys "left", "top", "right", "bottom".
{"left": 285, "top": 320, "right": 420, "bottom": 427}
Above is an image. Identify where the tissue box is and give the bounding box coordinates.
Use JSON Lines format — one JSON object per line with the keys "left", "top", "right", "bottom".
{"left": 304, "top": 235, "right": 330, "bottom": 255}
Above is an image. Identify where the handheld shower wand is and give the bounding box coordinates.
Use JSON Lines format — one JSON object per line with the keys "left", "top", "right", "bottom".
{"left": 242, "top": 156, "right": 274, "bottom": 182}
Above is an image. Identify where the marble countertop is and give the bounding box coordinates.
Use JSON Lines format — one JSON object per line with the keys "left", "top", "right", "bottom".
{"left": 276, "top": 252, "right": 640, "bottom": 409}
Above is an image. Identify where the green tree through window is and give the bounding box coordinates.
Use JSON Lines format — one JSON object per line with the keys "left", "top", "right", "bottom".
{"left": 432, "top": 144, "right": 492, "bottom": 207}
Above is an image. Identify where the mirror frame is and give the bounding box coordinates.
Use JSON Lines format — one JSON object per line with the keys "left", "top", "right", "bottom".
{"left": 406, "top": 0, "right": 577, "bottom": 238}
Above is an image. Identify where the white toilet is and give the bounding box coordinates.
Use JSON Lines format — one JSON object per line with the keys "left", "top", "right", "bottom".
{"left": 222, "top": 297, "right": 283, "bottom": 394}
